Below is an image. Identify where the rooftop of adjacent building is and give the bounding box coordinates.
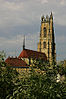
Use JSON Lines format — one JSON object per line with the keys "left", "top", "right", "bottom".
{"left": 5, "top": 57, "right": 29, "bottom": 68}
{"left": 18, "top": 48, "right": 47, "bottom": 61}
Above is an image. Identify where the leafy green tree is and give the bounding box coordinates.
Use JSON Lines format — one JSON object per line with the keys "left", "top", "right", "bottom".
{"left": 0, "top": 59, "right": 66, "bottom": 99}
{"left": 0, "top": 62, "right": 18, "bottom": 99}
{"left": 8, "top": 61, "right": 66, "bottom": 99}
{"left": 0, "top": 50, "right": 6, "bottom": 62}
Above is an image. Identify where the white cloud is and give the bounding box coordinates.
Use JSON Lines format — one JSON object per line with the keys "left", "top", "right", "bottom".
{"left": 57, "top": 35, "right": 66, "bottom": 43}
{"left": 60, "top": 0, "right": 65, "bottom": 5}
{"left": 4, "top": 1, "right": 24, "bottom": 10}
{"left": 0, "top": 0, "right": 66, "bottom": 30}
{"left": 0, "top": 0, "right": 32, "bottom": 29}
{"left": 37, "top": 0, "right": 48, "bottom": 4}
{"left": 55, "top": 15, "right": 66, "bottom": 26}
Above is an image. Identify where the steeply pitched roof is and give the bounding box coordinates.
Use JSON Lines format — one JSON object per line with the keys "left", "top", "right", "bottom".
{"left": 18, "top": 49, "right": 47, "bottom": 61}
{"left": 5, "top": 57, "right": 28, "bottom": 68}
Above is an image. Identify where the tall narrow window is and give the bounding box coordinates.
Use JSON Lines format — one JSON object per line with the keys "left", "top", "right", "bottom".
{"left": 44, "top": 27, "right": 47, "bottom": 37}
{"left": 43, "top": 42, "right": 46, "bottom": 48}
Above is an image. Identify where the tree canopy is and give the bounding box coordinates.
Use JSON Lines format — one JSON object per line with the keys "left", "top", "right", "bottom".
{"left": 0, "top": 60, "right": 66, "bottom": 99}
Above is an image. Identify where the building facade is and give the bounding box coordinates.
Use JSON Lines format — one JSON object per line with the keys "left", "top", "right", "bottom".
{"left": 38, "top": 12, "right": 56, "bottom": 64}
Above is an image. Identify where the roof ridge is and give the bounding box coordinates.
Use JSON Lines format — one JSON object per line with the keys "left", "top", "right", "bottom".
{"left": 18, "top": 48, "right": 47, "bottom": 61}
{"left": 24, "top": 49, "right": 45, "bottom": 54}
{"left": 5, "top": 57, "right": 28, "bottom": 67}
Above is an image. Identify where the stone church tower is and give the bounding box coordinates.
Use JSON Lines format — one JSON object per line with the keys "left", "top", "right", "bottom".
{"left": 37, "top": 12, "right": 56, "bottom": 64}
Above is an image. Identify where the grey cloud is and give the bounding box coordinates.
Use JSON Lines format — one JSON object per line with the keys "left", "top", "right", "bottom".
{"left": 0, "top": 0, "right": 66, "bottom": 61}
{"left": 0, "top": 32, "right": 39, "bottom": 57}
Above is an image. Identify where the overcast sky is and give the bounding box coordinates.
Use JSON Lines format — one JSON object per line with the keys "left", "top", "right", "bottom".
{"left": 0, "top": 0, "right": 66, "bottom": 61}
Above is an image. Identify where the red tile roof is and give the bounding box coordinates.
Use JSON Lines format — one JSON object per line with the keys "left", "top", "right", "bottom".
{"left": 18, "top": 49, "right": 47, "bottom": 61}
{"left": 5, "top": 57, "right": 28, "bottom": 68}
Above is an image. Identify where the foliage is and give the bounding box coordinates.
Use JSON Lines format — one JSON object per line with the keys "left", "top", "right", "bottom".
{"left": 0, "top": 50, "right": 6, "bottom": 62}
{"left": 0, "top": 60, "right": 66, "bottom": 99}
{"left": 0, "top": 62, "right": 18, "bottom": 99}
{"left": 7, "top": 68, "right": 66, "bottom": 99}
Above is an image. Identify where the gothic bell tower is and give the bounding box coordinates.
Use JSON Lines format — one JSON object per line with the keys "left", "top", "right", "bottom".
{"left": 37, "top": 12, "right": 56, "bottom": 64}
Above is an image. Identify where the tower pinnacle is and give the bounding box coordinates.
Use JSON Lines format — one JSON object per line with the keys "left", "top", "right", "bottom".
{"left": 50, "top": 12, "right": 53, "bottom": 19}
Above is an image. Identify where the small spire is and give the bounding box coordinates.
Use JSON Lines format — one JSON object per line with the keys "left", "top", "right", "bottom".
{"left": 46, "top": 15, "right": 49, "bottom": 21}
{"left": 23, "top": 35, "right": 25, "bottom": 50}
{"left": 50, "top": 12, "right": 53, "bottom": 19}
{"left": 51, "top": 12, "right": 53, "bottom": 16}
{"left": 41, "top": 15, "right": 45, "bottom": 22}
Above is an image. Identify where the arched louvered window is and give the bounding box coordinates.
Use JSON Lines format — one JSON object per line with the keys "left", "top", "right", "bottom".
{"left": 43, "top": 42, "right": 46, "bottom": 48}
{"left": 44, "top": 27, "right": 47, "bottom": 37}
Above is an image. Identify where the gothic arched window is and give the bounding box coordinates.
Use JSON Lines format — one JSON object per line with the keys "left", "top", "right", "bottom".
{"left": 43, "top": 42, "right": 46, "bottom": 48}
{"left": 44, "top": 27, "right": 47, "bottom": 37}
